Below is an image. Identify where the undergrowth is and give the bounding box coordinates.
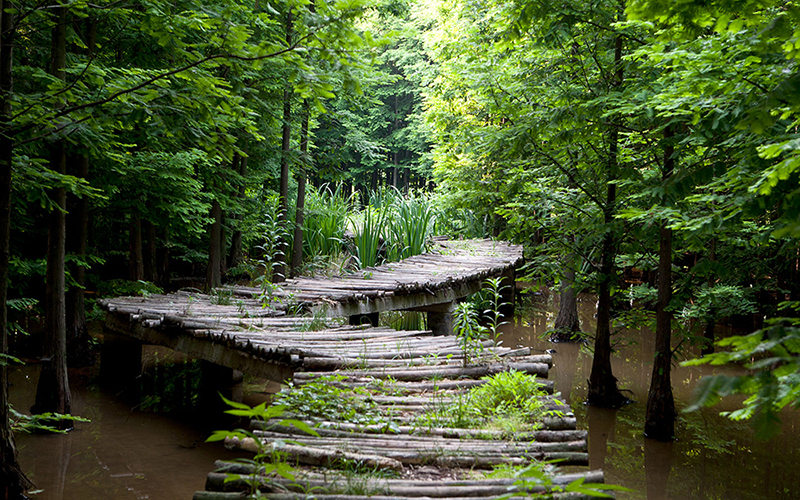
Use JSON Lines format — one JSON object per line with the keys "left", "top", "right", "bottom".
{"left": 417, "top": 371, "right": 555, "bottom": 434}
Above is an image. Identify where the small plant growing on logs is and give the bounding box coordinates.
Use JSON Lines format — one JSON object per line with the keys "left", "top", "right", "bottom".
{"left": 478, "top": 277, "right": 510, "bottom": 343}
{"left": 454, "top": 302, "right": 488, "bottom": 366}
{"left": 417, "top": 371, "right": 555, "bottom": 436}
{"left": 210, "top": 287, "right": 234, "bottom": 305}
{"left": 274, "top": 375, "right": 389, "bottom": 426}
{"left": 207, "top": 397, "right": 317, "bottom": 498}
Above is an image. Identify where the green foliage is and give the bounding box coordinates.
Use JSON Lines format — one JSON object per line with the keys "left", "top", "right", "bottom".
{"left": 384, "top": 192, "right": 436, "bottom": 260}
{"left": 679, "top": 284, "right": 758, "bottom": 322}
{"left": 273, "top": 375, "right": 390, "bottom": 426}
{"left": 507, "top": 460, "right": 630, "bottom": 498}
{"left": 207, "top": 397, "right": 318, "bottom": 497}
{"left": 453, "top": 302, "right": 488, "bottom": 366}
{"left": 96, "top": 280, "right": 164, "bottom": 298}
{"left": 469, "top": 370, "right": 551, "bottom": 422}
{"left": 351, "top": 205, "right": 389, "bottom": 269}
{"left": 10, "top": 407, "right": 90, "bottom": 434}
{"left": 303, "top": 184, "right": 352, "bottom": 259}
{"left": 683, "top": 306, "right": 800, "bottom": 438}
{"left": 472, "top": 277, "right": 509, "bottom": 342}
{"left": 417, "top": 371, "right": 553, "bottom": 434}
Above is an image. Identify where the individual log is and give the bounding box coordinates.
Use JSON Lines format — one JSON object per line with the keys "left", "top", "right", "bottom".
{"left": 254, "top": 420, "right": 587, "bottom": 442}
{"left": 206, "top": 468, "right": 602, "bottom": 496}
{"left": 224, "top": 437, "right": 403, "bottom": 471}
{"left": 292, "top": 361, "right": 549, "bottom": 382}
{"left": 193, "top": 492, "right": 246, "bottom": 500}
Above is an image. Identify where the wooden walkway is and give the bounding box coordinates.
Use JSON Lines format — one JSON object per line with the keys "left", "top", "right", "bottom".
{"left": 194, "top": 335, "right": 602, "bottom": 499}
{"left": 99, "top": 239, "right": 607, "bottom": 499}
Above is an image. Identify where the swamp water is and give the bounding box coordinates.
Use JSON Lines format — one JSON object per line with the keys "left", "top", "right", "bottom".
{"left": 9, "top": 292, "right": 800, "bottom": 499}
{"left": 501, "top": 291, "right": 800, "bottom": 499}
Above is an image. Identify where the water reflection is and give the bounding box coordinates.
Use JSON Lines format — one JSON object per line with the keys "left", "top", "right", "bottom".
{"left": 9, "top": 362, "right": 240, "bottom": 500}
{"left": 502, "top": 290, "right": 800, "bottom": 499}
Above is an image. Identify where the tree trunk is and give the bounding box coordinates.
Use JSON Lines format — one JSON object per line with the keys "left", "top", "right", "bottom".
{"left": 587, "top": 33, "right": 625, "bottom": 409}
{"left": 34, "top": 3, "right": 72, "bottom": 419}
{"left": 206, "top": 199, "right": 223, "bottom": 289}
{"left": 158, "top": 227, "right": 170, "bottom": 287}
{"left": 128, "top": 213, "right": 144, "bottom": 280}
{"left": 551, "top": 260, "right": 580, "bottom": 342}
{"left": 65, "top": 19, "right": 94, "bottom": 368}
{"left": 142, "top": 219, "right": 157, "bottom": 282}
{"left": 290, "top": 101, "right": 309, "bottom": 277}
{"left": 645, "top": 126, "right": 676, "bottom": 441}
{"left": 0, "top": 1, "right": 33, "bottom": 492}
{"left": 701, "top": 238, "right": 716, "bottom": 355}
{"left": 65, "top": 154, "right": 90, "bottom": 366}
{"left": 273, "top": 10, "right": 293, "bottom": 284}
{"left": 228, "top": 154, "right": 246, "bottom": 271}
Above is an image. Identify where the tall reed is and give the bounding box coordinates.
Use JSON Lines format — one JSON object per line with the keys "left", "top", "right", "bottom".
{"left": 351, "top": 205, "right": 388, "bottom": 268}
{"left": 303, "top": 184, "right": 351, "bottom": 259}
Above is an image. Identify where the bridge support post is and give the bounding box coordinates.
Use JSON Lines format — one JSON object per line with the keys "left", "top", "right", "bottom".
{"left": 412, "top": 302, "right": 455, "bottom": 336}
{"left": 198, "top": 360, "right": 239, "bottom": 418}
{"left": 500, "top": 268, "right": 516, "bottom": 318}
{"left": 100, "top": 329, "right": 142, "bottom": 391}
{"left": 348, "top": 312, "right": 379, "bottom": 327}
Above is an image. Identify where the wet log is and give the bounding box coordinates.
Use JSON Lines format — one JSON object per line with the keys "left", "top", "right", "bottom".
{"left": 292, "top": 361, "right": 549, "bottom": 382}
{"left": 206, "top": 469, "right": 602, "bottom": 496}
{"left": 224, "top": 437, "right": 403, "bottom": 471}
{"left": 193, "top": 492, "right": 246, "bottom": 500}
{"left": 254, "top": 420, "right": 586, "bottom": 442}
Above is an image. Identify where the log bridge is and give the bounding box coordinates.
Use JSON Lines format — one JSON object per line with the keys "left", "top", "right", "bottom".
{"left": 99, "top": 238, "right": 607, "bottom": 499}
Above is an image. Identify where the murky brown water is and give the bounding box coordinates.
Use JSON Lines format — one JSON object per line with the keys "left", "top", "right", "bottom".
{"left": 501, "top": 290, "right": 800, "bottom": 499}
{"left": 8, "top": 362, "right": 240, "bottom": 500}
{"left": 9, "top": 291, "right": 800, "bottom": 499}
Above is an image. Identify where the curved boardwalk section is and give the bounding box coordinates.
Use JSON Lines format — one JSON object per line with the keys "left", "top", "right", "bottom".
{"left": 99, "top": 238, "right": 606, "bottom": 498}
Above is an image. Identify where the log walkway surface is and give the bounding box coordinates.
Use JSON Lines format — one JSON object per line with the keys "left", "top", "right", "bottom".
{"left": 99, "top": 239, "right": 607, "bottom": 499}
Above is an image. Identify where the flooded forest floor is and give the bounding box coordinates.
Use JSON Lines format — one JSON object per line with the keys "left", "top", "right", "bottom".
{"left": 8, "top": 289, "right": 800, "bottom": 499}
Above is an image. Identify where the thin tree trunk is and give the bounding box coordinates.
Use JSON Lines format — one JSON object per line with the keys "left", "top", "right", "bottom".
{"left": 228, "top": 154, "right": 246, "bottom": 270}
{"left": 65, "top": 154, "right": 90, "bottom": 366}
{"left": 645, "top": 125, "right": 676, "bottom": 441}
{"left": 273, "top": 9, "right": 293, "bottom": 283}
{"left": 0, "top": 0, "right": 33, "bottom": 492}
{"left": 143, "top": 219, "right": 157, "bottom": 282}
{"left": 158, "top": 227, "right": 170, "bottom": 287}
{"left": 290, "top": 101, "right": 309, "bottom": 277}
{"left": 206, "top": 199, "right": 223, "bottom": 289}
{"left": 65, "top": 18, "right": 94, "bottom": 368}
{"left": 587, "top": 33, "right": 625, "bottom": 408}
{"left": 218, "top": 211, "right": 226, "bottom": 278}
{"left": 128, "top": 213, "right": 144, "bottom": 280}
{"left": 34, "top": 2, "right": 72, "bottom": 419}
{"left": 551, "top": 259, "right": 580, "bottom": 342}
{"left": 701, "top": 238, "right": 716, "bottom": 355}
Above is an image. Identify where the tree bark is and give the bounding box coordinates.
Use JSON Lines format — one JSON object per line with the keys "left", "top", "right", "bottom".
{"left": 35, "top": 3, "right": 72, "bottom": 419}
{"left": 587, "top": 33, "right": 625, "bottom": 408}
{"left": 65, "top": 19, "right": 95, "bottom": 367}
{"left": 551, "top": 257, "right": 580, "bottom": 342}
{"left": 290, "top": 101, "right": 309, "bottom": 277}
{"left": 128, "top": 213, "right": 144, "bottom": 281}
{"left": 645, "top": 126, "right": 676, "bottom": 441}
{"left": 65, "top": 154, "right": 90, "bottom": 366}
{"left": 206, "top": 199, "right": 223, "bottom": 289}
{"left": 273, "top": 9, "right": 293, "bottom": 283}
{"left": 701, "top": 238, "right": 716, "bottom": 355}
{"left": 228, "top": 154, "right": 246, "bottom": 270}
{"left": 0, "top": 1, "right": 33, "bottom": 493}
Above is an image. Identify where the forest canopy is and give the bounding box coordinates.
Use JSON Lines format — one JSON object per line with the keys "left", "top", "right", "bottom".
{"left": 2, "top": 0, "right": 800, "bottom": 496}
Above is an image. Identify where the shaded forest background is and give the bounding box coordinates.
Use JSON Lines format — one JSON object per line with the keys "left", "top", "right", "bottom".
{"left": 3, "top": 0, "right": 800, "bottom": 496}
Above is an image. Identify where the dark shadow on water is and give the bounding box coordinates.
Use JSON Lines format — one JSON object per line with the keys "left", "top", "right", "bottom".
{"left": 9, "top": 350, "right": 245, "bottom": 500}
